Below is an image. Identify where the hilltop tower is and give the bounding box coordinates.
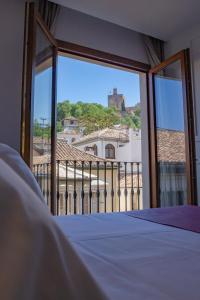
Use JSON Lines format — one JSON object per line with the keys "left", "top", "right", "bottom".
{"left": 108, "top": 88, "right": 126, "bottom": 112}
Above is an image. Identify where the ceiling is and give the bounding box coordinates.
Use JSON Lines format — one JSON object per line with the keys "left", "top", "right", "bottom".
{"left": 53, "top": 0, "right": 200, "bottom": 40}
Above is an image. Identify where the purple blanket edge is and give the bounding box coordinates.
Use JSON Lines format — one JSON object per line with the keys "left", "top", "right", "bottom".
{"left": 125, "top": 205, "right": 200, "bottom": 233}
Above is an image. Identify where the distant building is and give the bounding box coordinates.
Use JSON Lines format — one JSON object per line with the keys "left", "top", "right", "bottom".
{"left": 62, "top": 116, "right": 79, "bottom": 131}
{"left": 108, "top": 88, "right": 140, "bottom": 116}
{"left": 57, "top": 116, "right": 84, "bottom": 144}
{"left": 108, "top": 88, "right": 126, "bottom": 113}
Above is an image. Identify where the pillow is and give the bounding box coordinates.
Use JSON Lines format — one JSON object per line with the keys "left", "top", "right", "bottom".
{"left": 0, "top": 143, "right": 44, "bottom": 202}
{"left": 0, "top": 159, "right": 105, "bottom": 300}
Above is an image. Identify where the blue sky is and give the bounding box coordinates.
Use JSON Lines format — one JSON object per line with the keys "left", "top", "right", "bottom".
{"left": 155, "top": 77, "right": 184, "bottom": 131}
{"left": 57, "top": 55, "right": 140, "bottom": 106}
{"left": 34, "top": 55, "right": 140, "bottom": 123}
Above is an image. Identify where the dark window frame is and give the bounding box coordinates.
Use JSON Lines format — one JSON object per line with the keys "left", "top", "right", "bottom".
{"left": 105, "top": 144, "right": 115, "bottom": 159}
{"left": 148, "top": 50, "right": 197, "bottom": 207}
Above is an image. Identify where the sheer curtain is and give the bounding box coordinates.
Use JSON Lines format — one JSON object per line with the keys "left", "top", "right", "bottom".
{"left": 36, "top": 0, "right": 60, "bottom": 32}
{"left": 143, "top": 35, "right": 164, "bottom": 67}
{"left": 159, "top": 162, "right": 187, "bottom": 207}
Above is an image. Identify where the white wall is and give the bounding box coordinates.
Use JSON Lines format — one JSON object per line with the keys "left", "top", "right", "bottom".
{"left": 0, "top": 0, "right": 26, "bottom": 151}
{"left": 117, "top": 129, "right": 141, "bottom": 162}
{"left": 54, "top": 6, "right": 148, "bottom": 64}
{"left": 165, "top": 22, "right": 200, "bottom": 204}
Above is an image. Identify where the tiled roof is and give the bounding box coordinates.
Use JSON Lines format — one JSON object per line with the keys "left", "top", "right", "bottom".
{"left": 56, "top": 139, "right": 105, "bottom": 162}
{"left": 72, "top": 128, "right": 129, "bottom": 145}
{"left": 157, "top": 129, "right": 185, "bottom": 162}
{"left": 33, "top": 139, "right": 106, "bottom": 165}
{"left": 63, "top": 116, "right": 77, "bottom": 121}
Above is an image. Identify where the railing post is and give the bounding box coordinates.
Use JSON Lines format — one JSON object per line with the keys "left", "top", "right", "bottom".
{"left": 97, "top": 161, "right": 100, "bottom": 213}
{"left": 124, "top": 162, "right": 128, "bottom": 211}
{"left": 56, "top": 160, "right": 60, "bottom": 215}
{"left": 65, "top": 161, "right": 68, "bottom": 215}
{"left": 89, "top": 161, "right": 92, "bottom": 214}
{"left": 104, "top": 161, "right": 107, "bottom": 213}
{"left": 118, "top": 162, "right": 121, "bottom": 212}
{"left": 81, "top": 161, "right": 85, "bottom": 214}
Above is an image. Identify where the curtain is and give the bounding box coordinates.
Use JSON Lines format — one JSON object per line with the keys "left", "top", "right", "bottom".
{"left": 159, "top": 162, "right": 187, "bottom": 207}
{"left": 36, "top": 0, "right": 60, "bottom": 32}
{"left": 143, "top": 35, "right": 164, "bottom": 68}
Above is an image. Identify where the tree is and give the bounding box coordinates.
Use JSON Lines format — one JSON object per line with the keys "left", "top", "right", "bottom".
{"left": 57, "top": 101, "right": 72, "bottom": 121}
{"left": 57, "top": 121, "right": 63, "bottom": 132}
{"left": 56, "top": 100, "right": 120, "bottom": 134}
{"left": 56, "top": 100, "right": 141, "bottom": 135}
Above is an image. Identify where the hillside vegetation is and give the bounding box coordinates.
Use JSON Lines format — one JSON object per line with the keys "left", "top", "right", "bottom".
{"left": 33, "top": 100, "right": 141, "bottom": 137}
{"left": 57, "top": 100, "right": 141, "bottom": 134}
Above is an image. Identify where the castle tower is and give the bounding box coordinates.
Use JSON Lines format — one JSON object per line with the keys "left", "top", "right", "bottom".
{"left": 108, "top": 88, "right": 126, "bottom": 112}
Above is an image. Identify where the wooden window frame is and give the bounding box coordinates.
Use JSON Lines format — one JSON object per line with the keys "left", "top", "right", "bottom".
{"left": 148, "top": 50, "right": 197, "bottom": 208}
{"left": 21, "top": 3, "right": 58, "bottom": 214}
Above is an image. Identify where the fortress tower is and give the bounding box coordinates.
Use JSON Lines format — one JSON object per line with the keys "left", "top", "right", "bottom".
{"left": 108, "top": 88, "right": 126, "bottom": 112}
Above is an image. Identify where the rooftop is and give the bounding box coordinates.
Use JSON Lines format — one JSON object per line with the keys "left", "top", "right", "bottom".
{"left": 33, "top": 139, "right": 106, "bottom": 165}
{"left": 157, "top": 129, "right": 185, "bottom": 163}
{"left": 72, "top": 127, "right": 129, "bottom": 145}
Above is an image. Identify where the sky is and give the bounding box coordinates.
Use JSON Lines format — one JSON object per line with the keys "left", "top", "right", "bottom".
{"left": 33, "top": 55, "right": 184, "bottom": 132}
{"left": 57, "top": 55, "right": 140, "bottom": 105}
{"left": 34, "top": 55, "right": 140, "bottom": 123}
{"left": 155, "top": 77, "right": 184, "bottom": 131}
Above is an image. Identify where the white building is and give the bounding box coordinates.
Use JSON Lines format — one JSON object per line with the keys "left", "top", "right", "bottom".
{"left": 57, "top": 116, "right": 84, "bottom": 144}
{"left": 72, "top": 127, "right": 141, "bottom": 163}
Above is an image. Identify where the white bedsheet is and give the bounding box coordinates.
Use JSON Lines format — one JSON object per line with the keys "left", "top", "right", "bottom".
{"left": 55, "top": 213, "right": 200, "bottom": 300}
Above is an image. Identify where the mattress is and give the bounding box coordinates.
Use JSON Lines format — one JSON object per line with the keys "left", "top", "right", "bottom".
{"left": 55, "top": 211, "right": 200, "bottom": 300}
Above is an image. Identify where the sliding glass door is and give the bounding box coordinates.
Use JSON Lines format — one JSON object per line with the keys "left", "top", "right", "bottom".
{"left": 149, "top": 50, "right": 196, "bottom": 207}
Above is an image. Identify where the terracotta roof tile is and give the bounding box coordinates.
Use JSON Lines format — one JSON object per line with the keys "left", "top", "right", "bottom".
{"left": 157, "top": 129, "right": 185, "bottom": 162}
{"left": 72, "top": 128, "right": 129, "bottom": 145}
{"left": 33, "top": 139, "right": 106, "bottom": 165}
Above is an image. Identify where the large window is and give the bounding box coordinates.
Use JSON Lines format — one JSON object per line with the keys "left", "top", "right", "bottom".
{"left": 22, "top": 4, "right": 198, "bottom": 213}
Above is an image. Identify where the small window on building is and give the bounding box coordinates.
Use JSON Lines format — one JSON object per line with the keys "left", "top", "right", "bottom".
{"left": 105, "top": 144, "right": 115, "bottom": 159}
{"left": 93, "top": 144, "right": 98, "bottom": 156}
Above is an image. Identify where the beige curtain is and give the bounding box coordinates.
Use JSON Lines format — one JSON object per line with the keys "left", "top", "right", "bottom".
{"left": 36, "top": 0, "right": 60, "bottom": 32}
{"left": 143, "top": 35, "right": 164, "bottom": 68}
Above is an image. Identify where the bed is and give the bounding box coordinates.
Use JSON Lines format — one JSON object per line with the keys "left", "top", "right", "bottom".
{"left": 54, "top": 206, "right": 200, "bottom": 300}
{"left": 1, "top": 143, "right": 200, "bottom": 300}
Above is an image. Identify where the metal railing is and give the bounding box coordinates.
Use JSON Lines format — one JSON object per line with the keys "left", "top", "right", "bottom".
{"left": 33, "top": 161, "right": 142, "bottom": 215}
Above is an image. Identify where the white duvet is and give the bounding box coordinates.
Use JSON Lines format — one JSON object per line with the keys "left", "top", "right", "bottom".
{"left": 0, "top": 158, "right": 106, "bottom": 300}
{"left": 55, "top": 213, "right": 200, "bottom": 300}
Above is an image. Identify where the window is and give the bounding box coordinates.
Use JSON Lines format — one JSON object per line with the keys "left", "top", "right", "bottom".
{"left": 105, "top": 144, "right": 115, "bottom": 159}
{"left": 93, "top": 144, "right": 98, "bottom": 156}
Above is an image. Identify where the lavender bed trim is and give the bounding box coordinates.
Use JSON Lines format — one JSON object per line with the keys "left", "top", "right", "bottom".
{"left": 126, "top": 205, "right": 200, "bottom": 233}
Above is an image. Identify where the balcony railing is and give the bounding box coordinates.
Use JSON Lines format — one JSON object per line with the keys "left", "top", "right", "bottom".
{"left": 33, "top": 161, "right": 142, "bottom": 215}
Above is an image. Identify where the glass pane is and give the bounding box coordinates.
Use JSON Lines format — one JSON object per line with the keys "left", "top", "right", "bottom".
{"left": 154, "top": 60, "right": 187, "bottom": 207}
{"left": 32, "top": 25, "right": 53, "bottom": 206}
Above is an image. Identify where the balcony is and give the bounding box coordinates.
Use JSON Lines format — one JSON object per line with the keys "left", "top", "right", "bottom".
{"left": 33, "top": 160, "right": 142, "bottom": 215}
